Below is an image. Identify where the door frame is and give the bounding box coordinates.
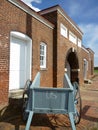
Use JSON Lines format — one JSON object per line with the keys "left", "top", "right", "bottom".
{"left": 83, "top": 59, "right": 88, "bottom": 80}
{"left": 9, "top": 31, "right": 32, "bottom": 90}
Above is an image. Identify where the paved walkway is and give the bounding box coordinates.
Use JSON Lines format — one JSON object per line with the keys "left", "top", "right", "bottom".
{"left": 77, "top": 75, "right": 98, "bottom": 130}
{"left": 0, "top": 75, "right": 98, "bottom": 130}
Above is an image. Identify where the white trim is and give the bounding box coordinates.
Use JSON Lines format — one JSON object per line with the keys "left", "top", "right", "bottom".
{"left": 60, "top": 23, "right": 68, "bottom": 38}
{"left": 82, "top": 46, "right": 89, "bottom": 53}
{"left": 40, "top": 42, "right": 47, "bottom": 69}
{"left": 11, "top": 31, "right": 31, "bottom": 41}
{"left": 78, "top": 38, "right": 82, "bottom": 48}
{"left": 64, "top": 68, "right": 67, "bottom": 72}
{"left": 72, "top": 47, "right": 75, "bottom": 52}
{"left": 84, "top": 58, "right": 87, "bottom": 62}
{"left": 39, "top": 7, "right": 58, "bottom": 15}
{"left": 71, "top": 69, "right": 80, "bottom": 72}
{"left": 8, "top": 0, "right": 54, "bottom": 29}
{"left": 9, "top": 31, "right": 32, "bottom": 90}
{"left": 87, "top": 48, "right": 94, "bottom": 54}
{"left": 69, "top": 31, "right": 77, "bottom": 44}
{"left": 84, "top": 58, "right": 88, "bottom": 71}
{"left": 58, "top": 9, "right": 83, "bottom": 36}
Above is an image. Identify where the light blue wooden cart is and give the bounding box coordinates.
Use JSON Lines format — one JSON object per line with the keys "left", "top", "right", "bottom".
{"left": 22, "top": 72, "right": 82, "bottom": 130}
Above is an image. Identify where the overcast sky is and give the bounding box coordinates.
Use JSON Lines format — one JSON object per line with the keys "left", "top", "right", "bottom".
{"left": 22, "top": 0, "right": 98, "bottom": 67}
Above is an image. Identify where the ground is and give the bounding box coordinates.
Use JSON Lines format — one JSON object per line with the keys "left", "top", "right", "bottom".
{"left": 0, "top": 75, "right": 98, "bottom": 130}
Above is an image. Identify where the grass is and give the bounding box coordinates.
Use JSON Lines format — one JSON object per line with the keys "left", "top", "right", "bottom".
{"left": 94, "top": 68, "right": 98, "bottom": 74}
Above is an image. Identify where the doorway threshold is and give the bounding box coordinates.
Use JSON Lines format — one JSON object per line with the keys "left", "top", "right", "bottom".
{"left": 9, "top": 89, "right": 24, "bottom": 99}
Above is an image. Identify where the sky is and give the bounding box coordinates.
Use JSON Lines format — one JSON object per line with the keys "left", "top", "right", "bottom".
{"left": 22, "top": 0, "right": 98, "bottom": 67}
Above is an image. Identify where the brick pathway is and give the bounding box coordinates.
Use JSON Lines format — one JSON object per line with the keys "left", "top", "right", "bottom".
{"left": 77, "top": 75, "right": 98, "bottom": 130}
{"left": 0, "top": 75, "right": 98, "bottom": 130}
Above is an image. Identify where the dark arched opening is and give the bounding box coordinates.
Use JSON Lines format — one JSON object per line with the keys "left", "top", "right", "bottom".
{"left": 65, "top": 48, "right": 79, "bottom": 83}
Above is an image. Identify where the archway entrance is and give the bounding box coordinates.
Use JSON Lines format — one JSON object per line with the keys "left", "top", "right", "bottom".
{"left": 65, "top": 48, "right": 79, "bottom": 83}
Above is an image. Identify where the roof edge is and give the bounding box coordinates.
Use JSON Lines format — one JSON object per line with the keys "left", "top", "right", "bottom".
{"left": 82, "top": 45, "right": 89, "bottom": 54}
{"left": 87, "top": 48, "right": 95, "bottom": 54}
{"left": 8, "top": 0, "right": 54, "bottom": 29}
{"left": 39, "top": 5, "right": 83, "bottom": 36}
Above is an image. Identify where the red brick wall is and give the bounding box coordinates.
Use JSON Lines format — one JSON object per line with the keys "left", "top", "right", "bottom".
{"left": 0, "top": 1, "right": 94, "bottom": 106}
{"left": 41, "top": 10, "right": 84, "bottom": 86}
{"left": 87, "top": 48, "right": 94, "bottom": 76}
{"left": 82, "top": 47, "right": 94, "bottom": 79}
{"left": 32, "top": 18, "right": 53, "bottom": 87}
{"left": 40, "top": 8, "right": 94, "bottom": 86}
{"left": 0, "top": 0, "right": 53, "bottom": 105}
{"left": 40, "top": 11, "right": 58, "bottom": 87}
{"left": 57, "top": 12, "right": 83, "bottom": 87}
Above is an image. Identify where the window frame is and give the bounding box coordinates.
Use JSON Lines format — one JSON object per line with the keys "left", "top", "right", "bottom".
{"left": 40, "top": 42, "right": 47, "bottom": 69}
{"left": 78, "top": 38, "right": 82, "bottom": 47}
{"left": 69, "top": 31, "right": 77, "bottom": 44}
{"left": 60, "top": 23, "right": 68, "bottom": 38}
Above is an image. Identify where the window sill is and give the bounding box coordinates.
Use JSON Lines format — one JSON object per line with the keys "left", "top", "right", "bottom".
{"left": 40, "top": 68, "right": 48, "bottom": 71}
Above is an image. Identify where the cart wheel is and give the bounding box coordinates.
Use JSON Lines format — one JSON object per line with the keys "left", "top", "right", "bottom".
{"left": 22, "top": 92, "right": 29, "bottom": 121}
{"left": 22, "top": 79, "right": 31, "bottom": 107}
{"left": 73, "top": 82, "right": 82, "bottom": 125}
{"left": 22, "top": 79, "right": 32, "bottom": 121}
{"left": 24, "top": 79, "right": 32, "bottom": 91}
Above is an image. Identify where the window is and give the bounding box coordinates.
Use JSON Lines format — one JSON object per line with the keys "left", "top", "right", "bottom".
{"left": 40, "top": 42, "right": 46, "bottom": 69}
{"left": 78, "top": 38, "right": 82, "bottom": 47}
{"left": 60, "top": 23, "right": 67, "bottom": 38}
{"left": 69, "top": 31, "right": 77, "bottom": 44}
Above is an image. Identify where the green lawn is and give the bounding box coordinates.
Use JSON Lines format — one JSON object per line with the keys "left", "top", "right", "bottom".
{"left": 94, "top": 69, "right": 98, "bottom": 74}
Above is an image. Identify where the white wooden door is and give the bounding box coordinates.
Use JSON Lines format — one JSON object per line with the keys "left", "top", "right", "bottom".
{"left": 84, "top": 59, "right": 88, "bottom": 79}
{"left": 9, "top": 37, "right": 27, "bottom": 90}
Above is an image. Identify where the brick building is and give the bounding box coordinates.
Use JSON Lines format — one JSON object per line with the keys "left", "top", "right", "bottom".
{"left": 0, "top": 0, "right": 94, "bottom": 106}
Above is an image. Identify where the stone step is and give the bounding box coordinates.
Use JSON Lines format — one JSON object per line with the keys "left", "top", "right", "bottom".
{"left": 84, "top": 79, "right": 92, "bottom": 84}
{"left": 9, "top": 89, "right": 24, "bottom": 99}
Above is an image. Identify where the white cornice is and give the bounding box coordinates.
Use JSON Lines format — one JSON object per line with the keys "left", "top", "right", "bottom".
{"left": 39, "top": 6, "right": 83, "bottom": 36}
{"left": 57, "top": 9, "right": 83, "bottom": 36}
{"left": 82, "top": 46, "right": 89, "bottom": 54}
{"left": 39, "top": 6, "right": 58, "bottom": 15}
{"left": 8, "top": 0, "right": 54, "bottom": 29}
{"left": 87, "top": 48, "right": 94, "bottom": 54}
